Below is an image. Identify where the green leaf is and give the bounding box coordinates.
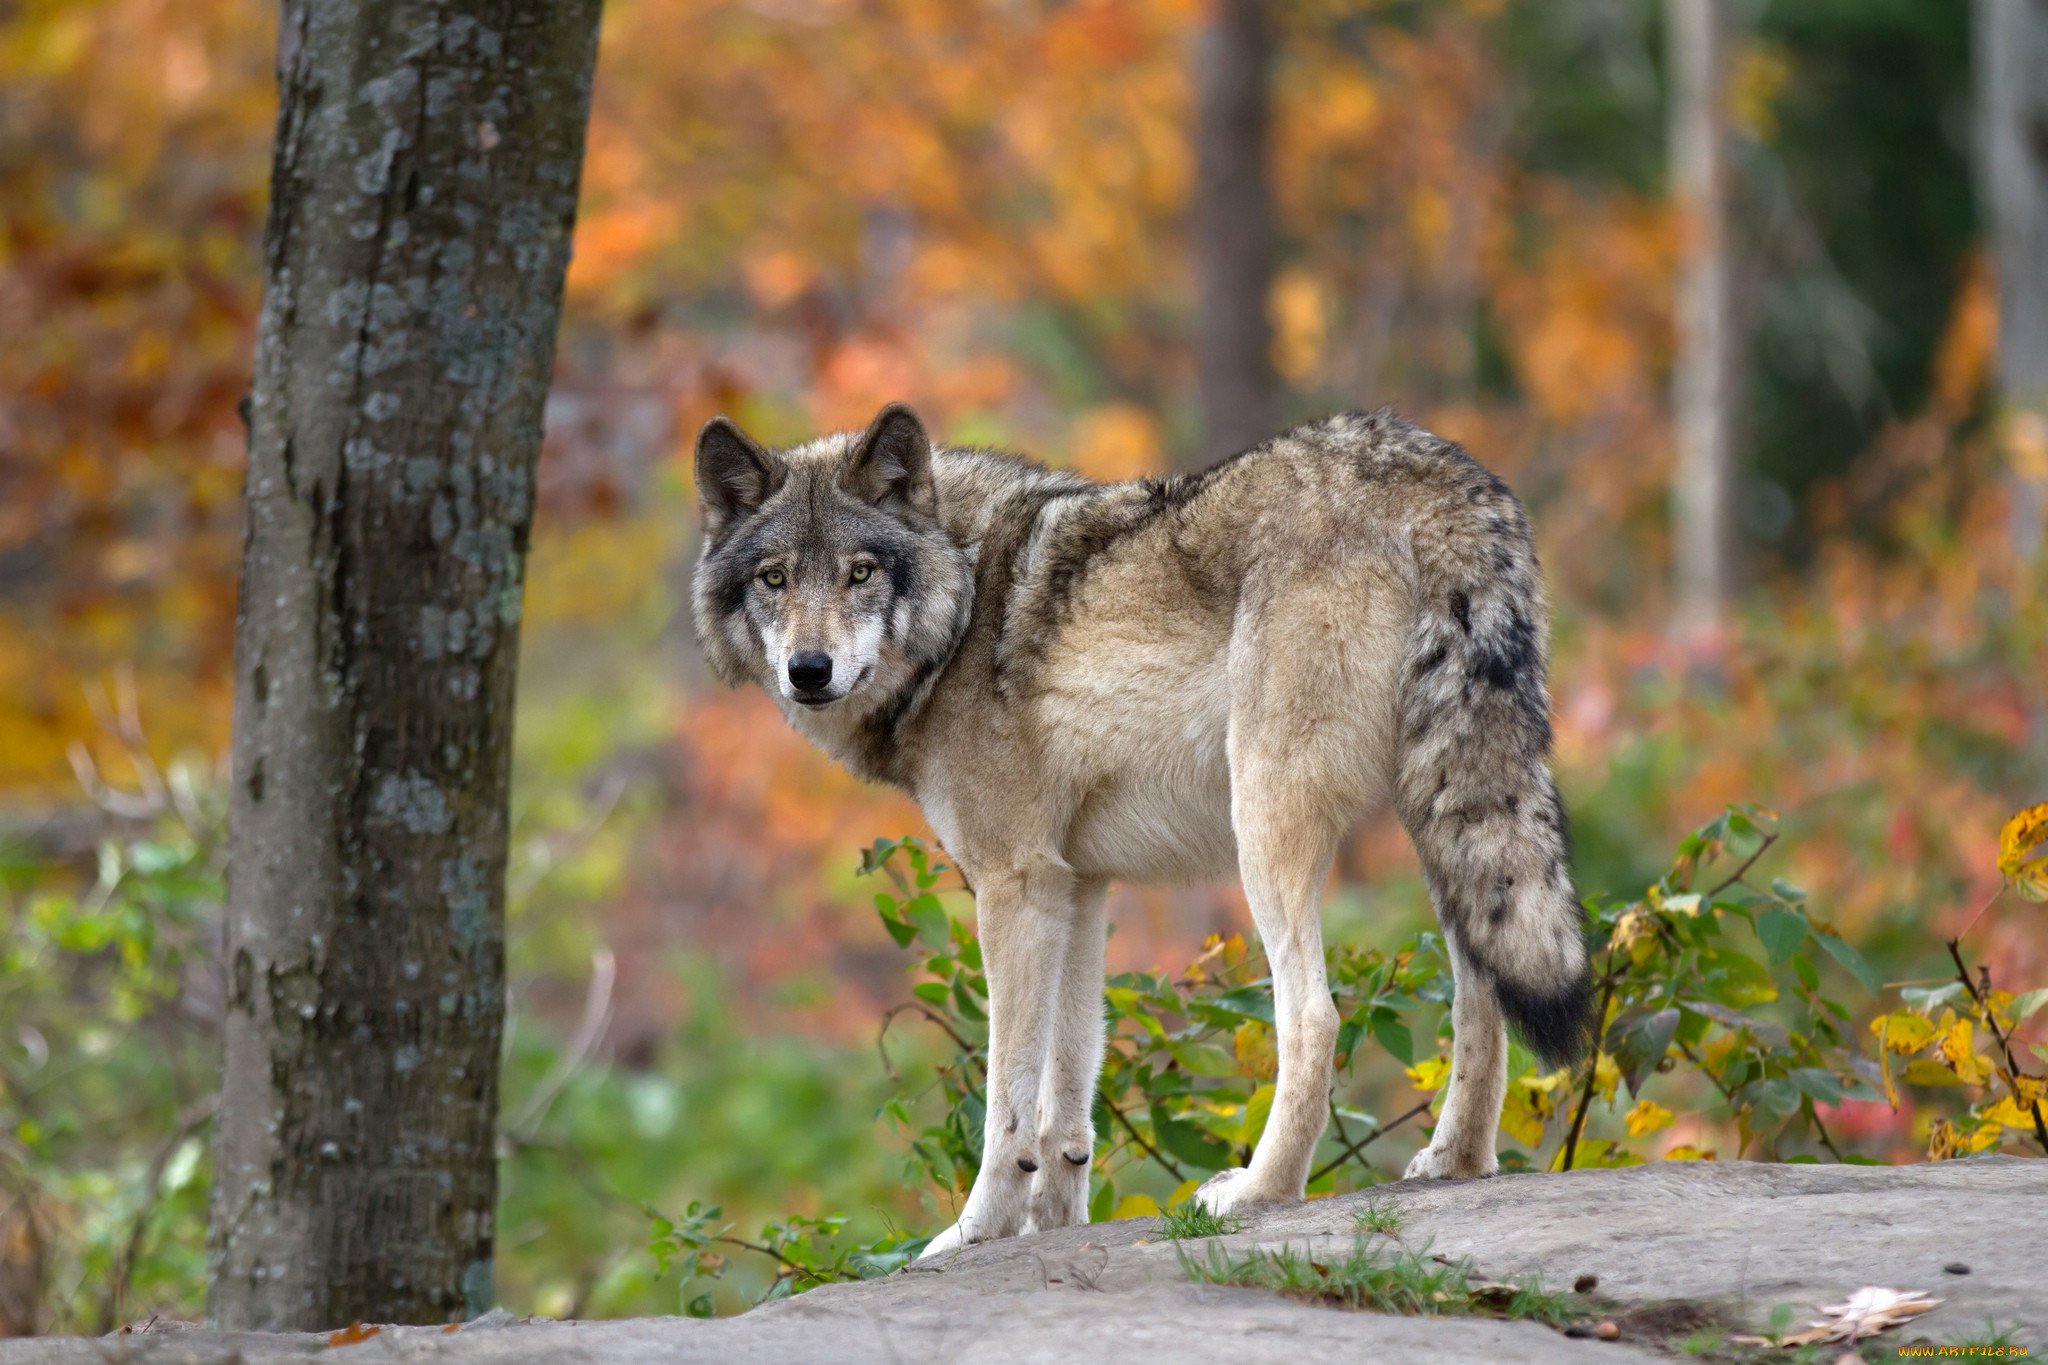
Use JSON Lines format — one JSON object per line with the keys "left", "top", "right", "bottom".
{"left": 1152, "top": 1110, "right": 1236, "bottom": 1171}
{"left": 1606, "top": 1007, "right": 1680, "bottom": 1098}
{"left": 912, "top": 982, "right": 950, "bottom": 1007}
{"left": 2008, "top": 987, "right": 2048, "bottom": 1023}
{"left": 1813, "top": 931, "right": 1880, "bottom": 995}
{"left": 1755, "top": 907, "right": 1808, "bottom": 967}
{"left": 1699, "top": 946, "right": 1779, "bottom": 1007}
{"left": 1368, "top": 1009, "right": 1414, "bottom": 1065}
{"left": 1769, "top": 878, "right": 1807, "bottom": 902}
{"left": 1334, "top": 1016, "right": 1364, "bottom": 1061}
{"left": 1750, "top": 1076, "right": 1801, "bottom": 1122}
{"left": 1089, "top": 1178, "right": 1114, "bottom": 1223}
{"left": 1788, "top": 1067, "right": 1846, "bottom": 1105}
{"left": 1902, "top": 982, "right": 1969, "bottom": 1012}
{"left": 1791, "top": 954, "right": 1820, "bottom": 992}
{"left": 903, "top": 893, "right": 950, "bottom": 949}
{"left": 1208, "top": 985, "right": 1275, "bottom": 1026}
{"left": 1168, "top": 1042, "right": 1240, "bottom": 1078}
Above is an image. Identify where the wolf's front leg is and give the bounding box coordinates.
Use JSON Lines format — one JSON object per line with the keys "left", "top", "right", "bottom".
{"left": 1025, "top": 878, "right": 1108, "bottom": 1233}
{"left": 1404, "top": 935, "right": 1506, "bottom": 1180}
{"left": 918, "top": 861, "right": 1074, "bottom": 1261}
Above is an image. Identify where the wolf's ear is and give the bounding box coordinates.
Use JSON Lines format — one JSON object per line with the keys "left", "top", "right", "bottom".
{"left": 839, "top": 403, "right": 936, "bottom": 518}
{"left": 695, "top": 417, "right": 784, "bottom": 536}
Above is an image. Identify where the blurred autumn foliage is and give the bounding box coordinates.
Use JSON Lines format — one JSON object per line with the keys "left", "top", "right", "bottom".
{"left": 2, "top": 0, "right": 2045, "bottom": 1328}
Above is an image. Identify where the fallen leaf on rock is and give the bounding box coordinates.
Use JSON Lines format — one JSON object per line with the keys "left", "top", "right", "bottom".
{"left": 1775, "top": 1287, "right": 1940, "bottom": 1345}
{"left": 328, "top": 1321, "right": 381, "bottom": 1346}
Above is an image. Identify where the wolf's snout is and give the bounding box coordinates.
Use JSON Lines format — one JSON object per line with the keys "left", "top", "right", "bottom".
{"left": 787, "top": 651, "right": 834, "bottom": 698}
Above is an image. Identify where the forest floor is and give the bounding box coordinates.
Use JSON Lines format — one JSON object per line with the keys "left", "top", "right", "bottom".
{"left": 12, "top": 1156, "right": 2042, "bottom": 1364}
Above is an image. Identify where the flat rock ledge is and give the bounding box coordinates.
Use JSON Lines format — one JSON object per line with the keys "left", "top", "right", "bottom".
{"left": 10, "top": 1157, "right": 2041, "bottom": 1364}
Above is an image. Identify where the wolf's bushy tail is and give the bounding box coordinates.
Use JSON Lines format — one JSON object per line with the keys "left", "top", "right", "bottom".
{"left": 1391, "top": 459, "right": 1592, "bottom": 1070}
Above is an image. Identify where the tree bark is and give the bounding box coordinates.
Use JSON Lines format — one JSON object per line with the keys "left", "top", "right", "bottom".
{"left": 1667, "top": 0, "right": 1739, "bottom": 630}
{"left": 208, "top": 0, "right": 602, "bottom": 1330}
{"left": 1976, "top": 0, "right": 2048, "bottom": 559}
{"left": 1194, "top": 0, "right": 1278, "bottom": 467}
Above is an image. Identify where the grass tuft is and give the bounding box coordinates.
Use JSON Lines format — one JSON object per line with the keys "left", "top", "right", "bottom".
{"left": 1178, "top": 1234, "right": 1575, "bottom": 1325}
{"left": 1158, "top": 1201, "right": 1247, "bottom": 1240}
{"left": 1352, "top": 1196, "right": 1403, "bottom": 1237}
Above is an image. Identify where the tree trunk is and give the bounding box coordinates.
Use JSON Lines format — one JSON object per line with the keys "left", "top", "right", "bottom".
{"left": 1193, "top": 0, "right": 1278, "bottom": 467}
{"left": 208, "top": 1, "right": 602, "bottom": 1330}
{"left": 1976, "top": 0, "right": 2048, "bottom": 559}
{"left": 1667, "top": 0, "right": 1739, "bottom": 630}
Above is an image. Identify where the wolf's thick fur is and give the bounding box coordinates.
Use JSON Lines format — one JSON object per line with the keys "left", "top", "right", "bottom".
{"left": 692, "top": 404, "right": 1591, "bottom": 1257}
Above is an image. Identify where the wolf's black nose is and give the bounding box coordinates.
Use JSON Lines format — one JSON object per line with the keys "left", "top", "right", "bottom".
{"left": 788, "top": 651, "right": 834, "bottom": 690}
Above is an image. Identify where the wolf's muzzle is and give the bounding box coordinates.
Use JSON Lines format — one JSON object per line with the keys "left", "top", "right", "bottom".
{"left": 788, "top": 650, "right": 835, "bottom": 705}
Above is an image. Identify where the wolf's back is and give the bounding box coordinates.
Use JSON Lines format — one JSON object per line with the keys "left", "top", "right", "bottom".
{"left": 1355, "top": 415, "right": 1592, "bottom": 1068}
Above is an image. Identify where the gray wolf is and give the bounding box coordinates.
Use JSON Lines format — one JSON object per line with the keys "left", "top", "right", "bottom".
{"left": 691, "top": 403, "right": 1591, "bottom": 1258}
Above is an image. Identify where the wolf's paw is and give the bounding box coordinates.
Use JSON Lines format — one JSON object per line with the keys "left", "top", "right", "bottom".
{"left": 1193, "top": 1166, "right": 1292, "bottom": 1217}
{"left": 1402, "top": 1144, "right": 1497, "bottom": 1181}
{"left": 915, "top": 1220, "right": 969, "bottom": 1263}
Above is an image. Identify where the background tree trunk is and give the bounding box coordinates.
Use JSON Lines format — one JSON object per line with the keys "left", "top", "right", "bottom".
{"left": 208, "top": 0, "right": 602, "bottom": 1330}
{"left": 1667, "top": 0, "right": 1739, "bottom": 630}
{"left": 1193, "top": 0, "right": 1278, "bottom": 467}
{"left": 1976, "top": 0, "right": 2048, "bottom": 560}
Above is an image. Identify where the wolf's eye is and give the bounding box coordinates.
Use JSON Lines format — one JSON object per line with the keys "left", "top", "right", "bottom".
{"left": 850, "top": 563, "right": 873, "bottom": 584}
{"left": 760, "top": 568, "right": 786, "bottom": 589}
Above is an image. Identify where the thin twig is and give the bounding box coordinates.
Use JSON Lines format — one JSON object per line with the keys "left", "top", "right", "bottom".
{"left": 1949, "top": 884, "right": 2005, "bottom": 945}
{"left": 98, "top": 1095, "right": 216, "bottom": 1332}
{"left": 503, "top": 947, "right": 615, "bottom": 1141}
{"left": 1307, "top": 1099, "right": 1434, "bottom": 1187}
{"left": 1810, "top": 1108, "right": 1846, "bottom": 1162}
{"left": 1945, "top": 939, "right": 2048, "bottom": 1156}
{"left": 1099, "top": 1091, "right": 1184, "bottom": 1181}
{"left": 1704, "top": 832, "right": 1779, "bottom": 901}
{"left": 1560, "top": 959, "right": 1618, "bottom": 1171}
{"left": 875, "top": 1003, "right": 984, "bottom": 1081}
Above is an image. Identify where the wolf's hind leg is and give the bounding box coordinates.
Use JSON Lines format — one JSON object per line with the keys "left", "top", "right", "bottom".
{"left": 917, "top": 859, "right": 1072, "bottom": 1260}
{"left": 1196, "top": 789, "right": 1340, "bottom": 1217}
{"left": 1403, "top": 934, "right": 1507, "bottom": 1179}
{"left": 1026, "top": 877, "right": 1108, "bottom": 1233}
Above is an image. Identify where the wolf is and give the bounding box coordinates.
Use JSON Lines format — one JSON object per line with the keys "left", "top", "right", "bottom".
{"left": 691, "top": 402, "right": 1591, "bottom": 1259}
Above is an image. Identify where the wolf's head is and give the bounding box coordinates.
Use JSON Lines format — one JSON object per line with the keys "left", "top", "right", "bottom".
{"left": 691, "top": 403, "right": 973, "bottom": 722}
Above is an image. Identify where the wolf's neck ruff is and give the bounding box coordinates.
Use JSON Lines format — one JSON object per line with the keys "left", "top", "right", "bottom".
{"left": 691, "top": 402, "right": 1593, "bottom": 1259}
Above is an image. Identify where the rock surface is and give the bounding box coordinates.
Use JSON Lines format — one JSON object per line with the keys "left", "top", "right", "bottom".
{"left": 10, "top": 1156, "right": 2041, "bottom": 1364}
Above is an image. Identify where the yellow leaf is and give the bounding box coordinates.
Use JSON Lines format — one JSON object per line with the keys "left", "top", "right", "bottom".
{"left": 1662, "top": 1144, "right": 1715, "bottom": 1161}
{"left": 1233, "top": 1021, "right": 1278, "bottom": 1080}
{"left": 1166, "top": 1178, "right": 1202, "bottom": 1210}
{"left": 1998, "top": 803, "right": 2048, "bottom": 901}
{"left": 1594, "top": 1050, "right": 1622, "bottom": 1101}
{"left": 1900, "top": 1058, "right": 1964, "bottom": 1087}
{"left": 1935, "top": 1020, "right": 1997, "bottom": 1085}
{"left": 1498, "top": 1085, "right": 1547, "bottom": 1146}
{"left": 1870, "top": 1010, "right": 1936, "bottom": 1054}
{"left": 1967, "top": 1123, "right": 2005, "bottom": 1153}
{"left": 1938, "top": 1018, "right": 1976, "bottom": 1067}
{"left": 1238, "top": 1083, "right": 1276, "bottom": 1147}
{"left": 1406, "top": 1055, "right": 1452, "bottom": 1091}
{"left": 1624, "top": 1099, "right": 1675, "bottom": 1136}
{"left": 1979, "top": 1095, "right": 2042, "bottom": 1131}
{"left": 1111, "top": 1194, "right": 1161, "bottom": 1219}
